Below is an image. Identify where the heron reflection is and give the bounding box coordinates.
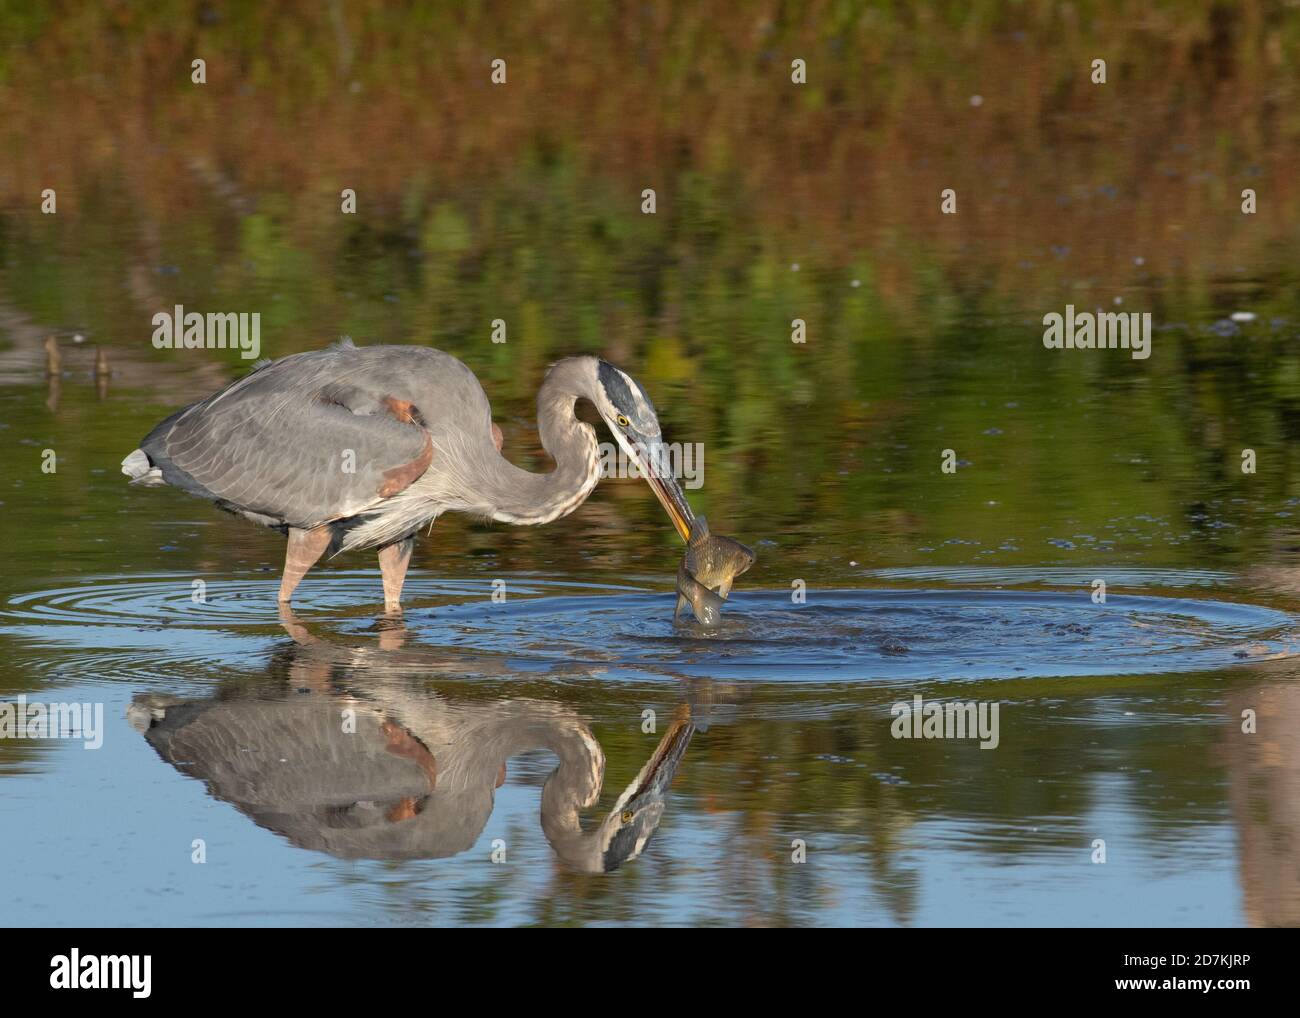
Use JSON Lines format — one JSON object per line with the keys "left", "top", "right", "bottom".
{"left": 129, "top": 616, "right": 703, "bottom": 873}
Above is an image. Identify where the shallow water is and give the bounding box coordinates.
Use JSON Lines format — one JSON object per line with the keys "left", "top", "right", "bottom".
{"left": 9, "top": 331, "right": 1300, "bottom": 930}
{"left": 4, "top": 408, "right": 1300, "bottom": 926}
{"left": 7, "top": 313, "right": 1300, "bottom": 931}
{"left": 5, "top": 4, "right": 1300, "bottom": 925}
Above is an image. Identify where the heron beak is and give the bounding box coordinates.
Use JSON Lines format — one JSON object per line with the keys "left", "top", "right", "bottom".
{"left": 617, "top": 708, "right": 695, "bottom": 807}
{"left": 625, "top": 432, "right": 694, "bottom": 542}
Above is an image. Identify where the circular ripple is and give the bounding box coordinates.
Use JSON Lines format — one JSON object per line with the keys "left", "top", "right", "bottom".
{"left": 407, "top": 588, "right": 1300, "bottom": 682}
{"left": 2, "top": 572, "right": 629, "bottom": 628}
{"left": 3, "top": 573, "right": 470, "bottom": 627}
{"left": 0, "top": 573, "right": 639, "bottom": 686}
{"left": 7, "top": 575, "right": 1297, "bottom": 685}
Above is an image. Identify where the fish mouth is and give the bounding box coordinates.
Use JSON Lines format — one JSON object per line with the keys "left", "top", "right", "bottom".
{"left": 618, "top": 430, "right": 694, "bottom": 541}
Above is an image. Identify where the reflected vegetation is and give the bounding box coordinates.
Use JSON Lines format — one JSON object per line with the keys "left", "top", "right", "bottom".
{"left": 1222, "top": 663, "right": 1300, "bottom": 928}
{"left": 5, "top": 3, "right": 1300, "bottom": 587}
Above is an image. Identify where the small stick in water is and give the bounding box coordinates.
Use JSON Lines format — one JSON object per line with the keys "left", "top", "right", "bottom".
{"left": 44, "top": 335, "right": 61, "bottom": 377}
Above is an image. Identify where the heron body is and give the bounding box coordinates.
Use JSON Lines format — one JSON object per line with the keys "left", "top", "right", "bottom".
{"left": 123, "top": 341, "right": 693, "bottom": 611}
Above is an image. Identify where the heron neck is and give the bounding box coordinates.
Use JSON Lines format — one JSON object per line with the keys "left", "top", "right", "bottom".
{"left": 486, "top": 361, "right": 602, "bottom": 526}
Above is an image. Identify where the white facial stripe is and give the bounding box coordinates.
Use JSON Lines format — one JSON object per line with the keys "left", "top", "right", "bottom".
{"left": 616, "top": 368, "right": 654, "bottom": 422}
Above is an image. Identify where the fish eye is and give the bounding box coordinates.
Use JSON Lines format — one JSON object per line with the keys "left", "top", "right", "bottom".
{"left": 621, "top": 809, "right": 634, "bottom": 823}
{"left": 616, "top": 414, "right": 630, "bottom": 428}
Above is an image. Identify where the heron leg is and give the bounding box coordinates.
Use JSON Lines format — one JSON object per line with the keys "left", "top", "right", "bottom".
{"left": 279, "top": 525, "right": 331, "bottom": 605}
{"left": 378, "top": 535, "right": 415, "bottom": 613}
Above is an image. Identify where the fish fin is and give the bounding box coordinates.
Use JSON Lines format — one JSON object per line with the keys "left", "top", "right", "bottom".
{"left": 689, "top": 515, "right": 710, "bottom": 542}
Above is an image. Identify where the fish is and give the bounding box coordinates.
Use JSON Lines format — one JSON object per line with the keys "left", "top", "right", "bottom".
{"left": 674, "top": 516, "right": 756, "bottom": 625}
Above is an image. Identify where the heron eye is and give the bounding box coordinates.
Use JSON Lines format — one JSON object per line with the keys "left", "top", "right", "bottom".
{"left": 621, "top": 810, "right": 634, "bottom": 824}
{"left": 616, "top": 414, "right": 630, "bottom": 428}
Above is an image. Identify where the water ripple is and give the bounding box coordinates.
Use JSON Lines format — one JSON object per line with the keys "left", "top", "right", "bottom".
{"left": 409, "top": 587, "right": 1298, "bottom": 682}
{"left": 869, "top": 566, "right": 1235, "bottom": 588}
{"left": 5, "top": 574, "right": 1296, "bottom": 684}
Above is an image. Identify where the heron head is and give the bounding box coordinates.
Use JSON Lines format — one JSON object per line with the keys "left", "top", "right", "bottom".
{"left": 583, "top": 712, "right": 694, "bottom": 872}
{"left": 592, "top": 360, "right": 694, "bottom": 541}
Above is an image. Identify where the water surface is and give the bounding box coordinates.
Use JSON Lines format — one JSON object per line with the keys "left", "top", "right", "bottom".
{"left": 4, "top": 4, "right": 1300, "bottom": 927}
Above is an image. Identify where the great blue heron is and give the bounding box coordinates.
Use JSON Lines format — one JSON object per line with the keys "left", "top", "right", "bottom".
{"left": 122, "top": 340, "right": 694, "bottom": 611}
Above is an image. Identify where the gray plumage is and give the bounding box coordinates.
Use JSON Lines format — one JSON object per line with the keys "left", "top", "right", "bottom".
{"left": 131, "top": 342, "right": 497, "bottom": 549}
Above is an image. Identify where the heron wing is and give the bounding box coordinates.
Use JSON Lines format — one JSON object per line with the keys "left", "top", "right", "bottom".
{"left": 141, "top": 350, "right": 434, "bottom": 528}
